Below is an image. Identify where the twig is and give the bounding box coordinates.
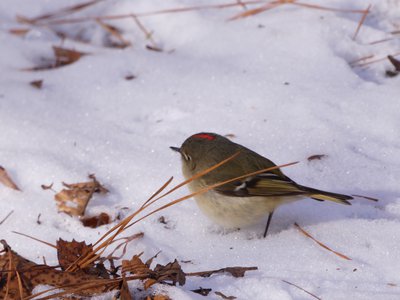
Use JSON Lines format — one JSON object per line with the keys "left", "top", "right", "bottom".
{"left": 0, "top": 210, "right": 14, "bottom": 225}
{"left": 282, "top": 279, "right": 321, "bottom": 300}
{"left": 352, "top": 4, "right": 371, "bottom": 40}
{"left": 294, "top": 223, "right": 351, "bottom": 260}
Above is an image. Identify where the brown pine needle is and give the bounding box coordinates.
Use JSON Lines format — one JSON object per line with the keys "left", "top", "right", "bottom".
{"left": 67, "top": 152, "right": 243, "bottom": 271}
{"left": 294, "top": 223, "right": 351, "bottom": 260}
{"left": 282, "top": 279, "right": 321, "bottom": 300}
{"left": 352, "top": 4, "right": 371, "bottom": 40}
{"left": 12, "top": 231, "right": 57, "bottom": 249}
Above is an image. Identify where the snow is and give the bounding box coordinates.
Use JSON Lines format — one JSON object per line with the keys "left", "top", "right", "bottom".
{"left": 1, "top": 0, "right": 400, "bottom": 299}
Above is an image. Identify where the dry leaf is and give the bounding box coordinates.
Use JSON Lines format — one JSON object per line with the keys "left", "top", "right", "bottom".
{"left": 9, "top": 28, "right": 30, "bottom": 36}
{"left": 96, "top": 19, "right": 131, "bottom": 48}
{"left": 122, "top": 253, "right": 152, "bottom": 277}
{"left": 0, "top": 241, "right": 112, "bottom": 299}
{"left": 0, "top": 166, "right": 20, "bottom": 191}
{"left": 307, "top": 154, "right": 327, "bottom": 161}
{"left": 388, "top": 55, "right": 400, "bottom": 71}
{"left": 192, "top": 287, "right": 212, "bottom": 296}
{"left": 118, "top": 276, "right": 133, "bottom": 300}
{"left": 145, "top": 45, "right": 163, "bottom": 52}
{"left": 24, "top": 46, "right": 88, "bottom": 71}
{"left": 54, "top": 175, "right": 108, "bottom": 216}
{"left": 57, "top": 239, "right": 93, "bottom": 271}
{"left": 81, "top": 212, "right": 111, "bottom": 228}
{"left": 125, "top": 74, "right": 136, "bottom": 80}
{"left": 41, "top": 183, "right": 54, "bottom": 190}
{"left": 30, "top": 79, "right": 43, "bottom": 89}
{"left": 153, "top": 259, "right": 186, "bottom": 286}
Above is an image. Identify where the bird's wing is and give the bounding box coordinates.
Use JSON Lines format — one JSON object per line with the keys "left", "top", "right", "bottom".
{"left": 213, "top": 172, "right": 307, "bottom": 197}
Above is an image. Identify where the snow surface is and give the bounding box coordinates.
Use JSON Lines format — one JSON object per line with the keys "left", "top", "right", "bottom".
{"left": 1, "top": 0, "right": 400, "bottom": 299}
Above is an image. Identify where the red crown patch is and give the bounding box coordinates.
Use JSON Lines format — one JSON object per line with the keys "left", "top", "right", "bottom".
{"left": 192, "top": 133, "right": 216, "bottom": 141}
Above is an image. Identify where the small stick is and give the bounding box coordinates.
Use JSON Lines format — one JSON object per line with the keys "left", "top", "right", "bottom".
{"left": 0, "top": 210, "right": 14, "bottom": 225}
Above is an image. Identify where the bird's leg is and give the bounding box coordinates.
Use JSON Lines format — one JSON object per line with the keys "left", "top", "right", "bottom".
{"left": 263, "top": 210, "right": 274, "bottom": 238}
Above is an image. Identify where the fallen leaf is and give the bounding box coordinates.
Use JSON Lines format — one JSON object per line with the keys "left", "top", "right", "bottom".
{"left": 81, "top": 212, "right": 111, "bottom": 228}
{"left": 23, "top": 46, "right": 88, "bottom": 71}
{"left": 146, "top": 45, "right": 163, "bottom": 52}
{"left": 153, "top": 259, "right": 186, "bottom": 286}
{"left": 9, "top": 28, "right": 30, "bottom": 36}
{"left": 388, "top": 55, "right": 400, "bottom": 71}
{"left": 0, "top": 241, "right": 113, "bottom": 299}
{"left": 192, "top": 287, "right": 212, "bottom": 296}
{"left": 122, "top": 253, "right": 152, "bottom": 277}
{"left": 307, "top": 154, "right": 327, "bottom": 161}
{"left": 30, "top": 80, "right": 43, "bottom": 89}
{"left": 41, "top": 183, "right": 54, "bottom": 190}
{"left": 125, "top": 74, "right": 136, "bottom": 80}
{"left": 118, "top": 275, "right": 133, "bottom": 300}
{"left": 0, "top": 166, "right": 20, "bottom": 191}
{"left": 54, "top": 175, "right": 108, "bottom": 216}
{"left": 57, "top": 239, "right": 93, "bottom": 271}
{"left": 96, "top": 19, "right": 131, "bottom": 48}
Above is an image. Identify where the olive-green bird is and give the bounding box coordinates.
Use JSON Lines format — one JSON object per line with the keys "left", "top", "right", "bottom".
{"left": 171, "top": 132, "right": 352, "bottom": 237}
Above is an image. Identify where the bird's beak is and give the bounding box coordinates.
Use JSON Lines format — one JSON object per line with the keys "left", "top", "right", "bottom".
{"left": 170, "top": 146, "right": 181, "bottom": 153}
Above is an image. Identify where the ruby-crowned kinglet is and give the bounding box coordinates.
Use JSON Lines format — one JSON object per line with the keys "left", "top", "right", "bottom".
{"left": 171, "top": 132, "right": 352, "bottom": 237}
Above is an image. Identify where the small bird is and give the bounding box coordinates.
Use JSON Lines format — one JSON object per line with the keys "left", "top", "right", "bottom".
{"left": 171, "top": 132, "right": 352, "bottom": 237}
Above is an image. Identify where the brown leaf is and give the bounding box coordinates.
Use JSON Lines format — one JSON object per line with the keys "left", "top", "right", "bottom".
{"left": 388, "top": 55, "right": 400, "bottom": 71}
{"left": 192, "top": 287, "right": 212, "bottom": 296}
{"left": 146, "top": 45, "right": 163, "bottom": 52}
{"left": 57, "top": 239, "right": 93, "bottom": 271}
{"left": 125, "top": 74, "right": 136, "bottom": 80}
{"left": 143, "top": 278, "right": 157, "bottom": 290}
{"left": 30, "top": 80, "right": 43, "bottom": 89}
{"left": 23, "top": 46, "right": 88, "bottom": 71}
{"left": 0, "top": 241, "right": 112, "bottom": 299}
{"left": 0, "top": 166, "right": 20, "bottom": 191}
{"left": 307, "top": 154, "right": 327, "bottom": 161}
{"left": 41, "top": 183, "right": 54, "bottom": 190}
{"left": 153, "top": 259, "right": 186, "bottom": 286}
{"left": 9, "top": 28, "right": 30, "bottom": 36}
{"left": 81, "top": 212, "right": 111, "bottom": 228}
{"left": 96, "top": 19, "right": 131, "bottom": 48}
{"left": 54, "top": 175, "right": 108, "bottom": 216}
{"left": 186, "top": 266, "right": 258, "bottom": 278}
{"left": 215, "top": 291, "right": 236, "bottom": 299}
{"left": 122, "top": 253, "right": 152, "bottom": 277}
{"left": 118, "top": 276, "right": 133, "bottom": 300}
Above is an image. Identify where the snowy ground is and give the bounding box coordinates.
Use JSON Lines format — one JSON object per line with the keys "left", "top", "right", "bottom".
{"left": 1, "top": 0, "right": 400, "bottom": 299}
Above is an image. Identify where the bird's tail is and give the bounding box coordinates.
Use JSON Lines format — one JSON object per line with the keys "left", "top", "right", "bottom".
{"left": 299, "top": 185, "right": 353, "bottom": 205}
